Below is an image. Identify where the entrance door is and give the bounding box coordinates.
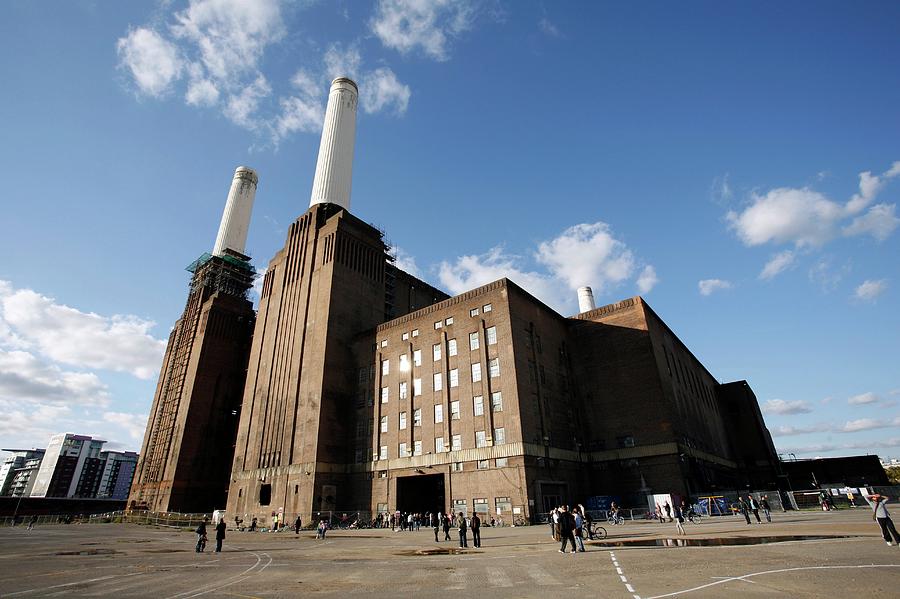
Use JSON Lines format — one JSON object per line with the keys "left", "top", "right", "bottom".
{"left": 396, "top": 474, "right": 445, "bottom": 514}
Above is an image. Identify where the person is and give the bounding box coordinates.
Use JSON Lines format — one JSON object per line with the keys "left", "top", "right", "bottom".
{"left": 760, "top": 496, "right": 772, "bottom": 523}
{"left": 234, "top": 516, "right": 242, "bottom": 530}
{"left": 748, "top": 495, "right": 761, "bottom": 523}
{"left": 26, "top": 515, "right": 37, "bottom": 531}
{"left": 249, "top": 517, "right": 257, "bottom": 532}
{"left": 655, "top": 504, "right": 663, "bottom": 523}
{"left": 471, "top": 513, "right": 481, "bottom": 548}
{"left": 195, "top": 519, "right": 208, "bottom": 553}
{"left": 552, "top": 507, "right": 561, "bottom": 541}
{"left": 868, "top": 494, "right": 900, "bottom": 547}
{"left": 663, "top": 501, "right": 672, "bottom": 522}
{"left": 573, "top": 507, "right": 586, "bottom": 552}
{"left": 456, "top": 512, "right": 468, "bottom": 548}
{"left": 584, "top": 510, "right": 595, "bottom": 539}
{"left": 737, "top": 497, "right": 751, "bottom": 525}
{"left": 558, "top": 505, "right": 577, "bottom": 554}
{"left": 294, "top": 515, "right": 302, "bottom": 535}
{"left": 215, "top": 518, "right": 226, "bottom": 552}
{"left": 271, "top": 513, "right": 279, "bottom": 532}
{"left": 443, "top": 513, "right": 452, "bottom": 541}
{"left": 847, "top": 491, "right": 857, "bottom": 507}
{"left": 549, "top": 507, "right": 558, "bottom": 539}
{"left": 431, "top": 512, "right": 440, "bottom": 542}
{"left": 673, "top": 503, "right": 685, "bottom": 536}
{"left": 316, "top": 519, "right": 327, "bottom": 540}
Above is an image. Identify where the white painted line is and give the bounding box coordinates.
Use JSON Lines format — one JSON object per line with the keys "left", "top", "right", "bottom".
{"left": 5, "top": 573, "right": 144, "bottom": 597}
{"left": 626, "top": 583, "right": 636, "bottom": 592}
{"left": 616, "top": 567, "right": 624, "bottom": 574}
{"left": 620, "top": 575, "right": 628, "bottom": 583}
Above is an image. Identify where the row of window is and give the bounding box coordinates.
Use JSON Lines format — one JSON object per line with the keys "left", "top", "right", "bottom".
{"left": 374, "top": 428, "right": 506, "bottom": 460}
{"left": 379, "top": 360, "right": 501, "bottom": 401}
{"left": 379, "top": 393, "right": 504, "bottom": 433}
{"left": 378, "top": 309, "right": 494, "bottom": 348}
{"left": 381, "top": 328, "right": 499, "bottom": 375}
{"left": 375, "top": 494, "right": 511, "bottom": 515}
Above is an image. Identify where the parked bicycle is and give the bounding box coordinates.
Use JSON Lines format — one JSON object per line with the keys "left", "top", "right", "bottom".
{"left": 587, "top": 522, "right": 607, "bottom": 539}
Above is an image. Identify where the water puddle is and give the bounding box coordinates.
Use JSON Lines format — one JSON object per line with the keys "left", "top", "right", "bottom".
{"left": 54, "top": 548, "right": 120, "bottom": 556}
{"left": 591, "top": 535, "right": 855, "bottom": 547}
{"left": 395, "top": 548, "right": 481, "bottom": 556}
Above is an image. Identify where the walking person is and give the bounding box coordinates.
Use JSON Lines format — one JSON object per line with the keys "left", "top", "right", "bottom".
{"left": 26, "top": 515, "right": 37, "bottom": 531}
{"left": 663, "top": 501, "right": 672, "bottom": 522}
{"left": 673, "top": 503, "right": 686, "bottom": 536}
{"left": 195, "top": 518, "right": 208, "bottom": 553}
{"left": 215, "top": 518, "right": 226, "bottom": 552}
{"left": 549, "top": 507, "right": 558, "bottom": 539}
{"left": 294, "top": 515, "right": 302, "bottom": 535}
{"left": 558, "top": 505, "right": 577, "bottom": 554}
{"left": 737, "top": 497, "right": 751, "bottom": 525}
{"left": 431, "top": 512, "right": 440, "bottom": 542}
{"left": 760, "top": 496, "right": 772, "bottom": 522}
{"left": 868, "top": 494, "right": 900, "bottom": 547}
{"left": 316, "top": 519, "right": 327, "bottom": 539}
{"left": 443, "top": 513, "right": 452, "bottom": 541}
{"left": 573, "top": 507, "right": 586, "bottom": 552}
{"left": 249, "top": 517, "right": 257, "bottom": 532}
{"left": 456, "top": 512, "right": 468, "bottom": 548}
{"left": 748, "top": 495, "right": 761, "bottom": 523}
{"left": 471, "top": 513, "right": 481, "bottom": 548}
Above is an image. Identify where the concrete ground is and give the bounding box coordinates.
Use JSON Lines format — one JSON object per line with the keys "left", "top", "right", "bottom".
{"left": 1, "top": 509, "right": 898, "bottom": 598}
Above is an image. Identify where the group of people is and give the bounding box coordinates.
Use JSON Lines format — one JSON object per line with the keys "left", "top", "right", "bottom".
{"left": 548, "top": 505, "right": 588, "bottom": 553}
{"left": 194, "top": 518, "right": 227, "bottom": 553}
{"left": 736, "top": 495, "right": 772, "bottom": 524}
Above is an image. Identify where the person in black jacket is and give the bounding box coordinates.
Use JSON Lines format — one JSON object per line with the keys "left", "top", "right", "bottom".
{"left": 442, "top": 513, "right": 452, "bottom": 541}
{"left": 431, "top": 512, "right": 439, "bottom": 542}
{"left": 471, "top": 513, "right": 481, "bottom": 548}
{"left": 215, "top": 518, "right": 226, "bottom": 552}
{"left": 558, "top": 505, "right": 577, "bottom": 554}
{"left": 195, "top": 519, "right": 208, "bottom": 553}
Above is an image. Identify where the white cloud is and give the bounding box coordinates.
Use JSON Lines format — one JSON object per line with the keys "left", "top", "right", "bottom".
{"left": 538, "top": 18, "right": 561, "bottom": 37}
{"left": 854, "top": 279, "right": 888, "bottom": 302}
{"left": 0, "top": 281, "right": 166, "bottom": 380}
{"left": 698, "top": 279, "right": 732, "bottom": 296}
{"left": 807, "top": 258, "right": 850, "bottom": 292}
{"left": 848, "top": 392, "right": 880, "bottom": 405}
{"left": 0, "top": 350, "right": 108, "bottom": 407}
{"left": 117, "top": 27, "right": 183, "bottom": 97}
{"left": 535, "top": 223, "right": 635, "bottom": 294}
{"left": 845, "top": 162, "right": 900, "bottom": 214}
{"left": 778, "top": 438, "right": 900, "bottom": 455}
{"left": 391, "top": 247, "right": 421, "bottom": 278}
{"left": 223, "top": 75, "right": 272, "bottom": 129}
{"left": 370, "top": 0, "right": 475, "bottom": 61}
{"left": 841, "top": 416, "right": 900, "bottom": 433}
{"left": 103, "top": 412, "right": 148, "bottom": 441}
{"left": 710, "top": 173, "right": 733, "bottom": 205}
{"left": 636, "top": 265, "right": 658, "bottom": 294}
{"left": 185, "top": 77, "right": 219, "bottom": 106}
{"left": 360, "top": 68, "right": 411, "bottom": 115}
{"left": 843, "top": 203, "right": 900, "bottom": 241}
{"left": 324, "top": 43, "right": 362, "bottom": 80}
{"left": 771, "top": 423, "right": 830, "bottom": 436}
{"left": 759, "top": 250, "right": 795, "bottom": 280}
{"left": 762, "top": 399, "right": 813, "bottom": 415}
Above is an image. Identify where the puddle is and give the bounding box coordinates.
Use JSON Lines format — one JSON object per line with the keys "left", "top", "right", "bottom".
{"left": 54, "top": 548, "right": 120, "bottom": 556}
{"left": 591, "top": 535, "right": 856, "bottom": 547}
{"left": 141, "top": 549, "right": 189, "bottom": 553}
{"left": 396, "top": 548, "right": 481, "bottom": 556}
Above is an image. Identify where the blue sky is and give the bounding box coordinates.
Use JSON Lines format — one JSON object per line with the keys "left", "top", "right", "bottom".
{"left": 1, "top": 1, "right": 898, "bottom": 462}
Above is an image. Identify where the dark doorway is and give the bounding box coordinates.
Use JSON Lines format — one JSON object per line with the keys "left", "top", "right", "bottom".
{"left": 396, "top": 474, "right": 445, "bottom": 514}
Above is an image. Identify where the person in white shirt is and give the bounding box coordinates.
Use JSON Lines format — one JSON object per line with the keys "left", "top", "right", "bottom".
{"left": 868, "top": 494, "right": 900, "bottom": 547}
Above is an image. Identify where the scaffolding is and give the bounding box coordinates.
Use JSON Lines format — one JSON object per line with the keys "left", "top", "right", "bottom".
{"left": 186, "top": 249, "right": 257, "bottom": 300}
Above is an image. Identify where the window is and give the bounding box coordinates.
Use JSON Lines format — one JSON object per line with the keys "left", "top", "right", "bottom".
{"left": 434, "top": 404, "right": 443, "bottom": 423}
{"left": 379, "top": 445, "right": 388, "bottom": 460}
{"left": 494, "top": 427, "right": 505, "bottom": 445}
{"left": 434, "top": 320, "right": 442, "bottom": 330}
{"left": 259, "top": 484, "right": 272, "bottom": 506}
{"left": 381, "top": 359, "right": 389, "bottom": 375}
{"left": 446, "top": 317, "right": 454, "bottom": 326}
{"left": 452, "top": 434, "right": 461, "bottom": 451}
{"left": 413, "top": 440, "right": 422, "bottom": 456}
{"left": 452, "top": 499, "right": 467, "bottom": 515}
{"left": 475, "top": 430, "right": 487, "bottom": 448}
{"left": 413, "top": 378, "right": 422, "bottom": 397}
{"left": 471, "top": 362, "right": 482, "bottom": 382}
{"left": 449, "top": 368, "right": 459, "bottom": 388}
{"left": 399, "top": 354, "right": 409, "bottom": 372}
{"left": 495, "top": 458, "right": 508, "bottom": 468}
{"left": 469, "top": 308, "right": 479, "bottom": 317}
{"left": 399, "top": 442, "right": 408, "bottom": 457}
{"left": 358, "top": 367, "right": 368, "bottom": 384}
{"left": 435, "top": 437, "right": 446, "bottom": 453}
{"left": 451, "top": 461, "right": 463, "bottom": 472}
{"left": 448, "top": 339, "right": 457, "bottom": 356}
{"left": 381, "top": 387, "right": 389, "bottom": 403}
{"left": 413, "top": 408, "right": 422, "bottom": 426}
{"left": 380, "top": 339, "right": 388, "bottom": 348}
{"left": 483, "top": 303, "right": 492, "bottom": 312}
{"left": 486, "top": 326, "right": 497, "bottom": 345}
{"left": 491, "top": 392, "right": 503, "bottom": 412}
{"left": 433, "top": 343, "right": 441, "bottom": 361}
{"left": 477, "top": 460, "right": 489, "bottom": 469}
{"left": 433, "top": 372, "right": 443, "bottom": 392}
{"left": 473, "top": 395, "right": 484, "bottom": 416}
{"left": 378, "top": 470, "right": 387, "bottom": 478}
{"left": 474, "top": 498, "right": 489, "bottom": 514}
{"left": 489, "top": 358, "right": 500, "bottom": 378}
{"left": 399, "top": 412, "right": 407, "bottom": 430}
{"left": 380, "top": 416, "right": 388, "bottom": 433}
{"left": 495, "top": 496, "right": 512, "bottom": 514}
{"left": 450, "top": 400, "right": 460, "bottom": 420}
{"left": 412, "top": 329, "right": 419, "bottom": 337}
{"left": 402, "top": 332, "right": 409, "bottom": 341}
{"left": 413, "top": 349, "right": 422, "bottom": 366}
{"left": 399, "top": 381, "right": 408, "bottom": 400}
{"left": 377, "top": 502, "right": 388, "bottom": 513}
{"left": 469, "top": 332, "right": 480, "bottom": 350}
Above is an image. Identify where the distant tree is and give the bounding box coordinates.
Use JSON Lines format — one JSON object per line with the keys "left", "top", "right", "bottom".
{"left": 885, "top": 467, "right": 900, "bottom": 485}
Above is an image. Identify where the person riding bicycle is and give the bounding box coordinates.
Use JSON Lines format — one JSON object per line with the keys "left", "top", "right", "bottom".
{"left": 609, "top": 502, "right": 623, "bottom": 524}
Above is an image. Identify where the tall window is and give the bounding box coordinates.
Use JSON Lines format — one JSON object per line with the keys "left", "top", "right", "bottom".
{"left": 434, "top": 404, "right": 443, "bottom": 423}
{"left": 435, "top": 437, "right": 446, "bottom": 453}
{"left": 474, "top": 498, "right": 489, "bottom": 514}
{"left": 489, "top": 358, "right": 500, "bottom": 378}
{"left": 469, "top": 332, "right": 480, "bottom": 350}
{"left": 475, "top": 430, "right": 487, "bottom": 448}
{"left": 413, "top": 378, "right": 422, "bottom": 396}
{"left": 380, "top": 416, "right": 387, "bottom": 433}
{"left": 379, "top": 445, "right": 388, "bottom": 460}
{"left": 399, "top": 381, "right": 408, "bottom": 400}
{"left": 399, "top": 354, "right": 409, "bottom": 372}
{"left": 413, "top": 408, "right": 422, "bottom": 426}
{"left": 399, "top": 442, "right": 408, "bottom": 457}
{"left": 448, "top": 339, "right": 457, "bottom": 356}
{"left": 433, "top": 372, "right": 443, "bottom": 391}
{"left": 486, "top": 326, "right": 497, "bottom": 345}
{"left": 451, "top": 434, "right": 461, "bottom": 451}
{"left": 493, "top": 427, "right": 505, "bottom": 445}
{"left": 471, "top": 362, "right": 482, "bottom": 382}
{"left": 413, "top": 349, "right": 422, "bottom": 366}
{"left": 449, "top": 368, "right": 459, "bottom": 388}
{"left": 450, "top": 400, "right": 460, "bottom": 419}
{"left": 491, "top": 392, "right": 503, "bottom": 412}
{"left": 433, "top": 343, "right": 441, "bottom": 361}
{"left": 399, "top": 411, "right": 407, "bottom": 430}
{"left": 381, "top": 387, "right": 389, "bottom": 403}
{"left": 473, "top": 395, "right": 484, "bottom": 416}
{"left": 413, "top": 440, "right": 422, "bottom": 456}
{"left": 381, "top": 359, "right": 389, "bottom": 375}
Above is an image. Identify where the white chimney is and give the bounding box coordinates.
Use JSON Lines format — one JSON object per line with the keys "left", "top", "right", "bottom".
{"left": 577, "top": 286, "right": 596, "bottom": 313}
{"left": 309, "top": 77, "right": 358, "bottom": 211}
{"left": 212, "top": 166, "right": 258, "bottom": 256}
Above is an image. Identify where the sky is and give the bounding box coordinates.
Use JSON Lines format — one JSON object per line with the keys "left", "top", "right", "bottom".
{"left": 0, "top": 1, "right": 898, "bottom": 463}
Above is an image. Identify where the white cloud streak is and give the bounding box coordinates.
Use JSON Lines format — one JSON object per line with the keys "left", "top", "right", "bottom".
{"left": 636, "top": 265, "right": 659, "bottom": 294}
{"left": 370, "top": 0, "right": 476, "bottom": 61}
{"left": 117, "top": 27, "right": 184, "bottom": 97}
{"left": 762, "top": 399, "right": 813, "bottom": 415}
{"left": 698, "top": 278, "right": 732, "bottom": 296}
{"left": 759, "top": 250, "right": 795, "bottom": 280}
{"left": 848, "top": 392, "right": 880, "bottom": 405}
{"left": 854, "top": 279, "right": 888, "bottom": 302}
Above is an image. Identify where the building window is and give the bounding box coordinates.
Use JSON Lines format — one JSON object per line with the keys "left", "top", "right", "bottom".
{"left": 433, "top": 343, "right": 441, "bottom": 361}
{"left": 435, "top": 437, "right": 446, "bottom": 453}
{"left": 381, "top": 387, "right": 389, "bottom": 403}
{"left": 399, "top": 442, "right": 408, "bottom": 458}
{"left": 453, "top": 499, "right": 467, "bottom": 515}
{"left": 449, "top": 368, "right": 459, "bottom": 388}
{"left": 495, "top": 496, "right": 512, "bottom": 514}
{"left": 377, "top": 502, "right": 388, "bottom": 513}
{"left": 491, "top": 392, "right": 502, "bottom": 412}
{"left": 477, "top": 460, "right": 489, "bottom": 470}
{"left": 486, "top": 326, "right": 497, "bottom": 345}
{"left": 399, "top": 381, "right": 408, "bottom": 400}
{"left": 451, "top": 461, "right": 463, "bottom": 472}
{"left": 446, "top": 317, "right": 454, "bottom": 326}
{"left": 471, "top": 362, "right": 482, "bottom": 382}
{"left": 413, "top": 378, "right": 422, "bottom": 396}
{"left": 452, "top": 434, "right": 461, "bottom": 451}
{"left": 473, "top": 395, "right": 484, "bottom": 416}
{"left": 413, "top": 440, "right": 422, "bottom": 456}
{"left": 483, "top": 303, "right": 492, "bottom": 312}
{"left": 399, "top": 354, "right": 409, "bottom": 372}
{"left": 379, "top": 446, "right": 388, "bottom": 460}
{"left": 380, "top": 416, "right": 388, "bottom": 433}
{"left": 469, "top": 308, "right": 479, "bottom": 317}
{"left": 473, "top": 498, "right": 489, "bottom": 514}
{"left": 379, "top": 470, "right": 387, "bottom": 478}
{"left": 412, "top": 329, "right": 419, "bottom": 337}
{"left": 382, "top": 359, "right": 390, "bottom": 375}
{"left": 414, "top": 408, "right": 422, "bottom": 426}
{"left": 434, "top": 404, "right": 443, "bottom": 423}
{"left": 259, "top": 484, "right": 272, "bottom": 506}
{"left": 450, "top": 400, "right": 460, "bottom": 420}
{"left": 413, "top": 349, "right": 422, "bottom": 366}
{"left": 494, "top": 427, "right": 505, "bottom": 445}
{"left": 358, "top": 367, "right": 368, "bottom": 384}
{"left": 475, "top": 430, "right": 487, "bottom": 448}
{"left": 495, "top": 458, "right": 508, "bottom": 468}
{"left": 399, "top": 412, "right": 407, "bottom": 430}
{"left": 433, "top": 372, "right": 443, "bottom": 392}
{"left": 380, "top": 339, "right": 388, "bottom": 348}
{"left": 469, "top": 332, "right": 480, "bottom": 351}
{"left": 489, "top": 358, "right": 500, "bottom": 378}
{"left": 448, "top": 339, "right": 457, "bottom": 356}
{"left": 402, "top": 332, "right": 409, "bottom": 341}
{"left": 434, "top": 320, "right": 442, "bottom": 330}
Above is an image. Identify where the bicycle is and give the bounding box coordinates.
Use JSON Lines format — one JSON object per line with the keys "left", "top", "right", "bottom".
{"left": 687, "top": 510, "right": 702, "bottom": 524}
{"left": 607, "top": 513, "right": 625, "bottom": 525}
{"left": 586, "top": 523, "right": 607, "bottom": 539}
{"left": 512, "top": 515, "right": 527, "bottom": 527}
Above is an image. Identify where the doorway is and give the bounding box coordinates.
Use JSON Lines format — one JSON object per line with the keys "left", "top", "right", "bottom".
{"left": 396, "top": 473, "right": 445, "bottom": 514}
